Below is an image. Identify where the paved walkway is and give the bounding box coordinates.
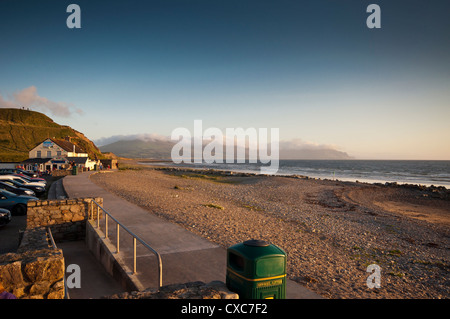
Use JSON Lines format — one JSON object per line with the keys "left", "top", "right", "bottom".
{"left": 47, "top": 175, "right": 126, "bottom": 299}
{"left": 62, "top": 170, "right": 322, "bottom": 299}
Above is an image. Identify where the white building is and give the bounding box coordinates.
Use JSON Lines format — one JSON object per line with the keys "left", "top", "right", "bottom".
{"left": 25, "top": 138, "right": 99, "bottom": 172}
{"left": 29, "top": 138, "right": 89, "bottom": 159}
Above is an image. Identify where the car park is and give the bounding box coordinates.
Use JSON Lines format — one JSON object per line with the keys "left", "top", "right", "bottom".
{"left": 0, "top": 208, "right": 12, "bottom": 227}
{"left": 0, "top": 175, "right": 46, "bottom": 188}
{"left": 0, "top": 181, "right": 36, "bottom": 197}
{"left": 10, "top": 173, "right": 46, "bottom": 186}
{"left": 0, "top": 189, "right": 38, "bottom": 216}
{"left": 0, "top": 168, "right": 38, "bottom": 178}
{"left": 18, "top": 168, "right": 39, "bottom": 178}
{"left": 0, "top": 173, "right": 46, "bottom": 185}
{"left": 0, "top": 178, "right": 45, "bottom": 196}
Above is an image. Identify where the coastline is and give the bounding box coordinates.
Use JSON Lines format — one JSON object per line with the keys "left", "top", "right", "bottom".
{"left": 138, "top": 159, "right": 450, "bottom": 191}
{"left": 91, "top": 163, "right": 449, "bottom": 299}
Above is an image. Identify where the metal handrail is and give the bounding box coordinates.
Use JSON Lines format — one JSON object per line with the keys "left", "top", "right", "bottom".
{"left": 89, "top": 199, "right": 163, "bottom": 288}
{"left": 47, "top": 226, "right": 58, "bottom": 250}
{"left": 47, "top": 227, "right": 70, "bottom": 299}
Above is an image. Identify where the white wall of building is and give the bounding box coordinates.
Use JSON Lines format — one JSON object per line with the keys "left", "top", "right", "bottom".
{"left": 29, "top": 139, "right": 88, "bottom": 159}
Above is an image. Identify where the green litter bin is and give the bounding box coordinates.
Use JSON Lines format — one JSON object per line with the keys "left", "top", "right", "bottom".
{"left": 226, "top": 239, "right": 286, "bottom": 299}
{"left": 72, "top": 166, "right": 78, "bottom": 175}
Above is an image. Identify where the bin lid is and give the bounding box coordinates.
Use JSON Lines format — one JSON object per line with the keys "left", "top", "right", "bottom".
{"left": 228, "top": 239, "right": 286, "bottom": 260}
{"left": 244, "top": 239, "right": 270, "bottom": 247}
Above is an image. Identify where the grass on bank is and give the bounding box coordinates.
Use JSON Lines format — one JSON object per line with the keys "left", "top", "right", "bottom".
{"left": 242, "top": 204, "right": 263, "bottom": 211}
{"left": 118, "top": 163, "right": 145, "bottom": 171}
{"left": 202, "top": 203, "right": 225, "bottom": 210}
{"left": 171, "top": 172, "right": 240, "bottom": 184}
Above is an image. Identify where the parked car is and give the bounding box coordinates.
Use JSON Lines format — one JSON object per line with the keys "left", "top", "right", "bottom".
{"left": 0, "top": 171, "right": 46, "bottom": 183}
{"left": 19, "top": 168, "right": 40, "bottom": 178}
{"left": 0, "top": 189, "right": 38, "bottom": 215}
{"left": 0, "top": 181, "right": 36, "bottom": 197}
{"left": 0, "top": 175, "right": 46, "bottom": 188}
{"left": 0, "top": 178, "right": 45, "bottom": 196}
{"left": 0, "top": 208, "right": 12, "bottom": 227}
{"left": 8, "top": 173, "right": 46, "bottom": 185}
{"left": 0, "top": 168, "right": 38, "bottom": 178}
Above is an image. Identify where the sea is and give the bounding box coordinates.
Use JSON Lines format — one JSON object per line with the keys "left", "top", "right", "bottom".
{"left": 145, "top": 160, "right": 450, "bottom": 189}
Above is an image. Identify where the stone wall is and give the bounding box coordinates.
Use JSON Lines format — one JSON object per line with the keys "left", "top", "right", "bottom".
{"left": 51, "top": 169, "right": 72, "bottom": 177}
{"left": 104, "top": 281, "right": 239, "bottom": 299}
{"left": 0, "top": 227, "right": 65, "bottom": 299}
{"left": 27, "top": 197, "right": 103, "bottom": 242}
{"left": 0, "top": 198, "right": 103, "bottom": 299}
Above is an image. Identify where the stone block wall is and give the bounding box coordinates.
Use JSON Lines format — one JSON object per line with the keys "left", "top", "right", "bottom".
{"left": 0, "top": 198, "right": 104, "bottom": 299}
{"left": 0, "top": 227, "right": 65, "bottom": 299}
{"left": 51, "top": 170, "right": 72, "bottom": 177}
{"left": 104, "top": 281, "right": 239, "bottom": 299}
{"left": 27, "top": 197, "right": 103, "bottom": 242}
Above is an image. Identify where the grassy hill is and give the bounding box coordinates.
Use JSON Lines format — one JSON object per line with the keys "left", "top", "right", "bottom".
{"left": 0, "top": 108, "right": 104, "bottom": 162}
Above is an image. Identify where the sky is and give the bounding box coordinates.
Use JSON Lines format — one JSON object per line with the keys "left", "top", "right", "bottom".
{"left": 0, "top": 0, "right": 449, "bottom": 160}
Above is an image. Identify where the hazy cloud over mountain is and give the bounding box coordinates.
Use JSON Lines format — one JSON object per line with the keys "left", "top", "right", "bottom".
{"left": 95, "top": 133, "right": 171, "bottom": 147}
{"left": 96, "top": 134, "right": 351, "bottom": 159}
{"left": 279, "top": 138, "right": 341, "bottom": 151}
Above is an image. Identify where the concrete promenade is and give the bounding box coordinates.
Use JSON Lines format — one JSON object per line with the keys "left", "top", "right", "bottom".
{"left": 62, "top": 170, "right": 322, "bottom": 299}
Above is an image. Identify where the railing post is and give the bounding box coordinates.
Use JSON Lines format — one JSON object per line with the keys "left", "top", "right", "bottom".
{"left": 97, "top": 204, "right": 100, "bottom": 229}
{"left": 158, "top": 254, "right": 163, "bottom": 288}
{"left": 116, "top": 223, "right": 120, "bottom": 253}
{"left": 105, "top": 214, "right": 108, "bottom": 239}
{"left": 133, "top": 237, "right": 137, "bottom": 274}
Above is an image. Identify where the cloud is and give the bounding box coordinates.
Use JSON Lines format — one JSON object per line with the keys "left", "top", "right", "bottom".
{"left": 279, "top": 138, "right": 339, "bottom": 151}
{"left": 0, "top": 86, "right": 83, "bottom": 117}
{"left": 278, "top": 138, "right": 351, "bottom": 159}
{"left": 0, "top": 95, "right": 16, "bottom": 109}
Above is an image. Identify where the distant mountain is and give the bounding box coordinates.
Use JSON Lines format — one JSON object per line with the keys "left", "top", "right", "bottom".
{"left": 99, "top": 138, "right": 352, "bottom": 160}
{"left": 0, "top": 108, "right": 104, "bottom": 162}
{"left": 99, "top": 139, "right": 174, "bottom": 159}
{"left": 279, "top": 148, "right": 352, "bottom": 160}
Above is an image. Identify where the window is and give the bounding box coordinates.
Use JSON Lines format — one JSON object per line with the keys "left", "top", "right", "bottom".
{"left": 57, "top": 151, "right": 62, "bottom": 156}
{"left": 37, "top": 151, "right": 41, "bottom": 158}
{"left": 47, "top": 151, "right": 52, "bottom": 158}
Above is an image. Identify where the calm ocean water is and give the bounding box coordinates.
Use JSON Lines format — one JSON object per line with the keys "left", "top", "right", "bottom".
{"left": 149, "top": 160, "right": 450, "bottom": 189}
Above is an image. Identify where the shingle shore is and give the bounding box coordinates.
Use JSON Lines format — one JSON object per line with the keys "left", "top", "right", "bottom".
{"left": 91, "top": 167, "right": 449, "bottom": 299}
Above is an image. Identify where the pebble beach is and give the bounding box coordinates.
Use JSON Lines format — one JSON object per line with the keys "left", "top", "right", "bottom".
{"left": 90, "top": 165, "right": 450, "bottom": 299}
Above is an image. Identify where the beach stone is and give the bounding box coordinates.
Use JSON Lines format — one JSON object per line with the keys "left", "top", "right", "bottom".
{"left": 90, "top": 167, "right": 450, "bottom": 299}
